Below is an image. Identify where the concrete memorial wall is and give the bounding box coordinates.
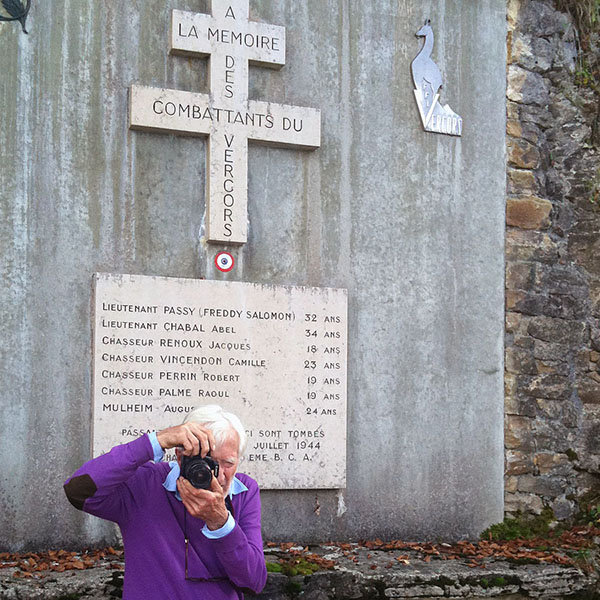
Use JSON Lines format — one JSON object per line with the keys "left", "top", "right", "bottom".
{"left": 0, "top": 0, "right": 506, "bottom": 550}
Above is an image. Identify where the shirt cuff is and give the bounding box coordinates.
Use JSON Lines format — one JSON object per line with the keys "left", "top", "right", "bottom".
{"left": 202, "top": 512, "right": 235, "bottom": 539}
{"left": 147, "top": 432, "right": 164, "bottom": 462}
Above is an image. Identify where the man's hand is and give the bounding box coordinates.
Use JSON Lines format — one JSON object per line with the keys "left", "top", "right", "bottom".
{"left": 177, "top": 476, "right": 230, "bottom": 530}
{"left": 156, "top": 423, "right": 216, "bottom": 457}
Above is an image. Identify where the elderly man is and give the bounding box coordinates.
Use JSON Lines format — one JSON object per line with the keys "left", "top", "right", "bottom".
{"left": 64, "top": 405, "right": 267, "bottom": 599}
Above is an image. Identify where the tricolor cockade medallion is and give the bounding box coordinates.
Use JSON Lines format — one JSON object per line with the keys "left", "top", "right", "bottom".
{"left": 411, "top": 20, "right": 462, "bottom": 137}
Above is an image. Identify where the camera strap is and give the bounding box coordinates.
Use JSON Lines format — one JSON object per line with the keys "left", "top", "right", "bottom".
{"left": 225, "top": 495, "right": 235, "bottom": 518}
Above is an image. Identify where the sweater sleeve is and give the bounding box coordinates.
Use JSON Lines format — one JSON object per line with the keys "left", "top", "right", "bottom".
{"left": 208, "top": 479, "right": 267, "bottom": 594}
{"left": 63, "top": 435, "right": 155, "bottom": 524}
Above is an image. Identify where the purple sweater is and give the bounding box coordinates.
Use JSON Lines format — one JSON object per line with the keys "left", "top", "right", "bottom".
{"left": 64, "top": 435, "right": 267, "bottom": 599}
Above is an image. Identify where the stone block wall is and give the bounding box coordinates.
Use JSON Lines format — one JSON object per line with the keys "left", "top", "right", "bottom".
{"left": 505, "top": 0, "right": 600, "bottom": 519}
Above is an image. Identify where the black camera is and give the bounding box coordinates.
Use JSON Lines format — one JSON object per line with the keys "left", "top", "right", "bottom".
{"left": 181, "top": 452, "right": 219, "bottom": 490}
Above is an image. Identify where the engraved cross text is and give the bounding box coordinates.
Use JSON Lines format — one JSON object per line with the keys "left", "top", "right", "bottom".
{"left": 129, "top": 0, "right": 321, "bottom": 244}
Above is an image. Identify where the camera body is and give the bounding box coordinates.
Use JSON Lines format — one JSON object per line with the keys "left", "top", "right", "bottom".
{"left": 180, "top": 453, "right": 220, "bottom": 489}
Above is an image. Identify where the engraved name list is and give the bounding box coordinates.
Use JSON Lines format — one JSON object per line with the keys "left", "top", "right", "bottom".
{"left": 93, "top": 273, "right": 347, "bottom": 489}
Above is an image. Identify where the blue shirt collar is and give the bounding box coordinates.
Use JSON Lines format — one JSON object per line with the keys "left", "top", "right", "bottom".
{"left": 162, "top": 461, "right": 248, "bottom": 499}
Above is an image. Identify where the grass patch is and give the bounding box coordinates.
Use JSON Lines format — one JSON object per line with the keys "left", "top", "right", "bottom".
{"left": 266, "top": 561, "right": 283, "bottom": 573}
{"left": 480, "top": 577, "right": 502, "bottom": 589}
{"left": 481, "top": 508, "right": 555, "bottom": 541}
{"left": 284, "top": 580, "right": 303, "bottom": 595}
{"left": 266, "top": 557, "right": 324, "bottom": 577}
{"left": 280, "top": 557, "right": 321, "bottom": 577}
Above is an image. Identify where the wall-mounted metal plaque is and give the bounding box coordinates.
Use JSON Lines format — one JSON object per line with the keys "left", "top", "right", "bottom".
{"left": 411, "top": 20, "right": 462, "bottom": 137}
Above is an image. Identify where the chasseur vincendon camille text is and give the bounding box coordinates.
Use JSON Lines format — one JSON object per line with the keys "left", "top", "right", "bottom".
{"left": 93, "top": 274, "right": 347, "bottom": 489}
{"left": 129, "top": 2, "right": 320, "bottom": 244}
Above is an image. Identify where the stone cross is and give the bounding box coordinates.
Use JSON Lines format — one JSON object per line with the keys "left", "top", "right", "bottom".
{"left": 129, "top": 0, "right": 321, "bottom": 244}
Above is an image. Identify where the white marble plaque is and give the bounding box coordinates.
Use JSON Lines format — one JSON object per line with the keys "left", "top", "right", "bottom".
{"left": 92, "top": 273, "right": 347, "bottom": 489}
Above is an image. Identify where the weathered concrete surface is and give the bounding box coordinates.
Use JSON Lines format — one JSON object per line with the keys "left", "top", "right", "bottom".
{"left": 0, "top": 0, "right": 506, "bottom": 548}
{"left": 1, "top": 548, "right": 598, "bottom": 600}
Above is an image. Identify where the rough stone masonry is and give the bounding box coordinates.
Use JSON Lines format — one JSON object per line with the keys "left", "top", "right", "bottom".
{"left": 2, "top": 544, "right": 599, "bottom": 600}
{"left": 505, "top": 0, "right": 600, "bottom": 519}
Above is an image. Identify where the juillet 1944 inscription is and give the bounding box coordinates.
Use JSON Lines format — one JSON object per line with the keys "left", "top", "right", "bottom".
{"left": 129, "top": 0, "right": 321, "bottom": 244}
{"left": 93, "top": 273, "right": 347, "bottom": 490}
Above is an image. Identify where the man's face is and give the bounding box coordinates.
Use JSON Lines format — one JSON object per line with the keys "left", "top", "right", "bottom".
{"left": 211, "top": 433, "right": 240, "bottom": 495}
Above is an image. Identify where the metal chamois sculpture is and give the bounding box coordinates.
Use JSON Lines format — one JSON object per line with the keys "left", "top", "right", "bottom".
{"left": 0, "top": 0, "right": 31, "bottom": 34}
{"left": 410, "top": 20, "right": 462, "bottom": 136}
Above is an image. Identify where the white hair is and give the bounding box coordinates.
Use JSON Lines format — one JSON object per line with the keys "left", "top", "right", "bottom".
{"left": 183, "top": 404, "right": 247, "bottom": 455}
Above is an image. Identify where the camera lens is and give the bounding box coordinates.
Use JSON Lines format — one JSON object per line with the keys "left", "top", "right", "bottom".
{"left": 181, "top": 454, "right": 221, "bottom": 490}
{"left": 182, "top": 457, "right": 213, "bottom": 489}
